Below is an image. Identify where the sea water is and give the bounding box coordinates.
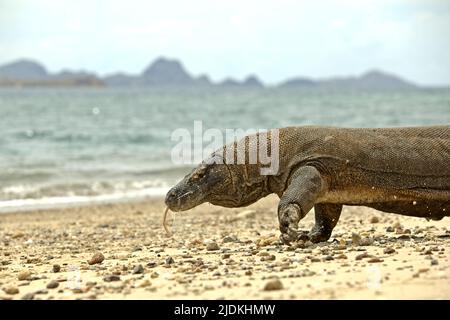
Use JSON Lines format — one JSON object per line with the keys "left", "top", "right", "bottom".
{"left": 0, "top": 86, "right": 449, "bottom": 211}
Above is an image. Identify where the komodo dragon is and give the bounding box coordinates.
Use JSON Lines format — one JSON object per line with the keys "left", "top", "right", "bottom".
{"left": 165, "top": 126, "right": 450, "bottom": 243}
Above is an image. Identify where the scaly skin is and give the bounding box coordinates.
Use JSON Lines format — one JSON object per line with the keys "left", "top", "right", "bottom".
{"left": 165, "top": 126, "right": 450, "bottom": 243}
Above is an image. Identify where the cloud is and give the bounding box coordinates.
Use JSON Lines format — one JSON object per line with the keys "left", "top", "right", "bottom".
{"left": 0, "top": 0, "right": 449, "bottom": 85}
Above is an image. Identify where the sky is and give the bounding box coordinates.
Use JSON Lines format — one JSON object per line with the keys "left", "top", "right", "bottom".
{"left": 0, "top": 0, "right": 449, "bottom": 86}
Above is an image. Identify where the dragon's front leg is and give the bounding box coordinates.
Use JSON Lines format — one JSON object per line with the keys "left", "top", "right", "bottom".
{"left": 278, "top": 165, "right": 327, "bottom": 244}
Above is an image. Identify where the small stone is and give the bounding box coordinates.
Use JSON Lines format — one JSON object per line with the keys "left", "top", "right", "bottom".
{"left": 88, "top": 252, "right": 105, "bottom": 265}
{"left": 386, "top": 226, "right": 394, "bottom": 232}
{"left": 431, "top": 259, "right": 439, "bottom": 266}
{"left": 132, "top": 264, "right": 144, "bottom": 274}
{"left": 384, "top": 247, "right": 396, "bottom": 254}
{"left": 34, "top": 289, "right": 48, "bottom": 295}
{"left": 12, "top": 232, "right": 25, "bottom": 239}
{"left": 355, "top": 252, "right": 370, "bottom": 260}
{"left": 3, "top": 286, "right": 19, "bottom": 295}
{"left": 263, "top": 279, "right": 283, "bottom": 291}
{"left": 245, "top": 270, "right": 252, "bottom": 276}
{"left": 46, "top": 280, "right": 59, "bottom": 289}
{"left": 261, "top": 254, "right": 276, "bottom": 261}
{"left": 352, "top": 233, "right": 361, "bottom": 246}
{"left": 103, "top": 275, "right": 121, "bottom": 282}
{"left": 52, "top": 264, "right": 61, "bottom": 273}
{"left": 370, "top": 216, "right": 380, "bottom": 223}
{"left": 165, "top": 256, "right": 175, "bottom": 265}
{"left": 360, "top": 237, "right": 374, "bottom": 246}
{"left": 206, "top": 241, "right": 220, "bottom": 251}
{"left": 18, "top": 270, "right": 31, "bottom": 281}
{"left": 324, "top": 255, "right": 334, "bottom": 261}
{"left": 21, "top": 293, "right": 35, "bottom": 300}
{"left": 222, "top": 235, "right": 238, "bottom": 243}
{"left": 256, "top": 235, "right": 279, "bottom": 247}
{"left": 139, "top": 280, "right": 152, "bottom": 288}
{"left": 367, "top": 257, "right": 383, "bottom": 263}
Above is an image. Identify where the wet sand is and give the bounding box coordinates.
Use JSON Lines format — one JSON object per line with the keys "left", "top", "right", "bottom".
{"left": 0, "top": 195, "right": 449, "bottom": 300}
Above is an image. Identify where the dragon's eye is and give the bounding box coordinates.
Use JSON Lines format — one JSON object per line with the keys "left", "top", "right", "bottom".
{"left": 192, "top": 166, "right": 207, "bottom": 180}
{"left": 196, "top": 171, "right": 205, "bottom": 179}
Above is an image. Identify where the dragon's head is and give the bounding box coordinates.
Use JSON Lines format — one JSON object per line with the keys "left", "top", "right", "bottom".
{"left": 165, "top": 153, "right": 268, "bottom": 212}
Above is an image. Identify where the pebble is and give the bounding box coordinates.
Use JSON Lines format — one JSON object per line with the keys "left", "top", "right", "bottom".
{"left": 132, "top": 264, "right": 145, "bottom": 274}
{"left": 46, "top": 280, "right": 59, "bottom": 289}
{"left": 206, "top": 241, "right": 220, "bottom": 251}
{"left": 166, "top": 256, "right": 175, "bottom": 265}
{"left": 263, "top": 279, "right": 283, "bottom": 291}
{"left": 431, "top": 259, "right": 439, "bottom": 266}
{"left": 139, "top": 280, "right": 152, "bottom": 288}
{"left": 386, "top": 226, "right": 394, "bottom": 232}
{"left": 21, "top": 292, "right": 35, "bottom": 300}
{"left": 360, "top": 237, "right": 374, "bottom": 246}
{"left": 370, "top": 217, "right": 380, "bottom": 223}
{"left": 384, "top": 247, "right": 396, "bottom": 254}
{"left": 223, "top": 235, "right": 239, "bottom": 243}
{"left": 367, "top": 257, "right": 384, "bottom": 263}
{"left": 261, "top": 254, "right": 276, "bottom": 261}
{"left": 18, "top": 270, "right": 31, "bottom": 281}
{"left": 52, "top": 264, "right": 61, "bottom": 273}
{"left": 352, "top": 233, "right": 361, "bottom": 246}
{"left": 355, "top": 252, "right": 370, "bottom": 260}
{"left": 103, "top": 275, "right": 121, "bottom": 282}
{"left": 3, "top": 286, "right": 19, "bottom": 295}
{"left": 88, "top": 252, "right": 105, "bottom": 265}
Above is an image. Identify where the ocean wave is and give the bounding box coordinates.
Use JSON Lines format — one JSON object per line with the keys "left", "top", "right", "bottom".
{"left": 12, "top": 129, "right": 163, "bottom": 145}
{"left": 0, "top": 178, "right": 171, "bottom": 200}
{"left": 0, "top": 179, "right": 172, "bottom": 213}
{"left": 0, "top": 187, "right": 169, "bottom": 213}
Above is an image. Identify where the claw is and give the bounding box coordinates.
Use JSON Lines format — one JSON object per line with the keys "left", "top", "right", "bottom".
{"left": 279, "top": 233, "right": 293, "bottom": 245}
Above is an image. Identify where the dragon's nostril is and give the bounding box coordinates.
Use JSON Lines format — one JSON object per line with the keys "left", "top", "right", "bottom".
{"left": 165, "top": 190, "right": 176, "bottom": 204}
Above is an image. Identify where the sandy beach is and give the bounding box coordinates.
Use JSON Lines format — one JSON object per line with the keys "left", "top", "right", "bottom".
{"left": 0, "top": 194, "right": 449, "bottom": 300}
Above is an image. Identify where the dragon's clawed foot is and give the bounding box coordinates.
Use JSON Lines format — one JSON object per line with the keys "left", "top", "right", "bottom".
{"left": 278, "top": 204, "right": 301, "bottom": 244}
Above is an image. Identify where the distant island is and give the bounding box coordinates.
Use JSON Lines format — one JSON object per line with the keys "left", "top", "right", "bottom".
{"left": 0, "top": 57, "right": 417, "bottom": 90}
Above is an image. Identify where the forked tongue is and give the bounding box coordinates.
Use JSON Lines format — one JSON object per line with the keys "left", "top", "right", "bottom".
{"left": 163, "top": 207, "right": 173, "bottom": 237}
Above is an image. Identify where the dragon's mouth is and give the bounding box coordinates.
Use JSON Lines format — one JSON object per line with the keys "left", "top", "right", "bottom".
{"left": 165, "top": 185, "right": 205, "bottom": 212}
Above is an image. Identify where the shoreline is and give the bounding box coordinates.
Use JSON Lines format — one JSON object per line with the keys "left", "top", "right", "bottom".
{"left": 1, "top": 195, "right": 449, "bottom": 300}
{"left": 0, "top": 188, "right": 169, "bottom": 214}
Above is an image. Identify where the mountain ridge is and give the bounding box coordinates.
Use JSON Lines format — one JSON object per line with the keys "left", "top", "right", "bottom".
{"left": 0, "top": 57, "right": 418, "bottom": 89}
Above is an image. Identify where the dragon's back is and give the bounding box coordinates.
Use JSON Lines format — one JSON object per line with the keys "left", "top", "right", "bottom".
{"left": 277, "top": 126, "right": 450, "bottom": 191}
